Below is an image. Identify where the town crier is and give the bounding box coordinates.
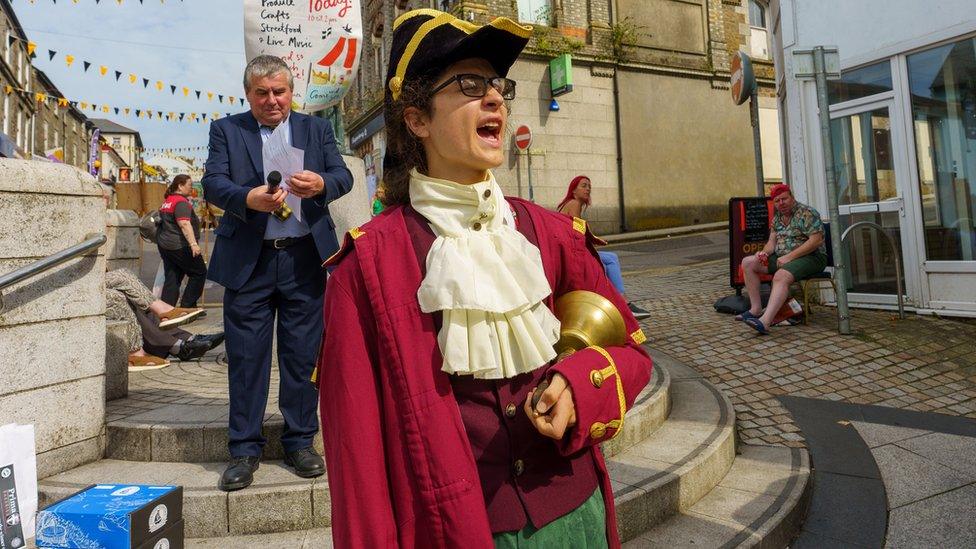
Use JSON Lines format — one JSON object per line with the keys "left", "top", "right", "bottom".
{"left": 316, "top": 9, "right": 653, "bottom": 548}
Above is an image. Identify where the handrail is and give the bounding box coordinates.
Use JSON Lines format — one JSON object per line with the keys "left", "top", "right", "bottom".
{"left": 839, "top": 221, "right": 905, "bottom": 320}
{"left": 0, "top": 232, "right": 107, "bottom": 314}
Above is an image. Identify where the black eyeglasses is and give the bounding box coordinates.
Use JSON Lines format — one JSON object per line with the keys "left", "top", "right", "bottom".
{"left": 431, "top": 74, "right": 517, "bottom": 100}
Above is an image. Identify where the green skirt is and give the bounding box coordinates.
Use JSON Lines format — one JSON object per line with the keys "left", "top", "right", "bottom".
{"left": 493, "top": 488, "right": 608, "bottom": 549}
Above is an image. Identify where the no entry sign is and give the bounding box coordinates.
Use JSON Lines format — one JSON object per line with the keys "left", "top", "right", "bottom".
{"left": 730, "top": 51, "right": 756, "bottom": 105}
{"left": 514, "top": 125, "right": 532, "bottom": 150}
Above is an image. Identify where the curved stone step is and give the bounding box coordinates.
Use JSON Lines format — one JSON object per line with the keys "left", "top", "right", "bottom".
{"left": 609, "top": 375, "right": 738, "bottom": 543}
{"left": 603, "top": 358, "right": 672, "bottom": 458}
{"left": 188, "top": 528, "right": 333, "bottom": 548}
{"left": 106, "top": 350, "right": 669, "bottom": 463}
{"left": 38, "top": 460, "right": 329, "bottom": 538}
{"left": 105, "top": 361, "right": 323, "bottom": 462}
{"left": 623, "top": 444, "right": 812, "bottom": 548}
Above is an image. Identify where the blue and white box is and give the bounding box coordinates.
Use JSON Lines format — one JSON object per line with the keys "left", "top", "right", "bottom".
{"left": 35, "top": 484, "right": 183, "bottom": 549}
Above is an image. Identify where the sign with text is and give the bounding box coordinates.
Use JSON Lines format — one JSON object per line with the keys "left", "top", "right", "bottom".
{"left": 244, "top": 0, "right": 362, "bottom": 113}
{"left": 729, "top": 196, "right": 774, "bottom": 288}
{"left": 549, "top": 54, "right": 573, "bottom": 97}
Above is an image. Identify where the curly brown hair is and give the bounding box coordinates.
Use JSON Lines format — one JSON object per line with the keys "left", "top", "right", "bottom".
{"left": 381, "top": 74, "right": 437, "bottom": 206}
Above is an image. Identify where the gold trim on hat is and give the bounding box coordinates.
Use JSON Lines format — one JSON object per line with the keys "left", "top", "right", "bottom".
{"left": 389, "top": 9, "right": 533, "bottom": 101}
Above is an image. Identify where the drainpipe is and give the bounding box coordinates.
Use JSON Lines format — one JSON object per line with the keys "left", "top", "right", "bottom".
{"left": 609, "top": 0, "right": 627, "bottom": 233}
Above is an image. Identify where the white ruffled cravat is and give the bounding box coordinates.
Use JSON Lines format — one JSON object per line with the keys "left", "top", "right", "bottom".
{"left": 409, "top": 169, "right": 559, "bottom": 379}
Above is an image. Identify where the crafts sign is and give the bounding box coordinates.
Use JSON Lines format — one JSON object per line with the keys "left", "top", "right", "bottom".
{"left": 244, "top": 0, "right": 362, "bottom": 113}
{"left": 728, "top": 196, "right": 774, "bottom": 288}
{"left": 514, "top": 125, "right": 532, "bottom": 150}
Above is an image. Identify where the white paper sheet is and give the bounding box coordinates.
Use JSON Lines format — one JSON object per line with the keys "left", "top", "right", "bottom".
{"left": 262, "top": 123, "right": 305, "bottom": 222}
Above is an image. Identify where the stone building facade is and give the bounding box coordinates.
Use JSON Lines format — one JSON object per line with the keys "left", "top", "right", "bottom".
{"left": 33, "top": 69, "right": 92, "bottom": 170}
{"left": 344, "top": 0, "right": 779, "bottom": 234}
{"left": 0, "top": 0, "right": 36, "bottom": 158}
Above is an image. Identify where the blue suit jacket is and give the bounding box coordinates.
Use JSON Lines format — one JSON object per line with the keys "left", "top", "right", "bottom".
{"left": 202, "top": 111, "right": 353, "bottom": 291}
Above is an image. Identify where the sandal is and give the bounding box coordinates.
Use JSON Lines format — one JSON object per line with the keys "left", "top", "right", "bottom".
{"left": 128, "top": 354, "right": 170, "bottom": 371}
{"left": 744, "top": 317, "right": 769, "bottom": 335}
{"left": 734, "top": 310, "right": 759, "bottom": 321}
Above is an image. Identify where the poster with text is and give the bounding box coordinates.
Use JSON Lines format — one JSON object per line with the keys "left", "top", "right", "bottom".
{"left": 244, "top": 0, "right": 362, "bottom": 113}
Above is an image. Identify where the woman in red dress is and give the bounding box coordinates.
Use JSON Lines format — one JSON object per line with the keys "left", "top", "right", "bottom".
{"left": 317, "top": 9, "right": 652, "bottom": 548}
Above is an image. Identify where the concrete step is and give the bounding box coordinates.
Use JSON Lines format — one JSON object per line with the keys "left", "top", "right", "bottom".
{"left": 187, "top": 528, "right": 333, "bottom": 548}
{"left": 624, "top": 444, "right": 812, "bottom": 548}
{"left": 105, "top": 350, "right": 668, "bottom": 463}
{"left": 38, "top": 460, "right": 329, "bottom": 538}
{"left": 608, "top": 375, "right": 738, "bottom": 543}
{"left": 603, "top": 359, "right": 671, "bottom": 458}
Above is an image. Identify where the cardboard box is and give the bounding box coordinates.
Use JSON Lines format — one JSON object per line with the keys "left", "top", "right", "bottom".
{"left": 35, "top": 485, "right": 182, "bottom": 549}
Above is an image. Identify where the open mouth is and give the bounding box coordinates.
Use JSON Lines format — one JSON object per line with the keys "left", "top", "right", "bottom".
{"left": 476, "top": 121, "right": 502, "bottom": 147}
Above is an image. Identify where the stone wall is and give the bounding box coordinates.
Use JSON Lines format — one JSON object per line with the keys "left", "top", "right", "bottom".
{"left": 104, "top": 209, "right": 141, "bottom": 273}
{"left": 0, "top": 159, "right": 106, "bottom": 478}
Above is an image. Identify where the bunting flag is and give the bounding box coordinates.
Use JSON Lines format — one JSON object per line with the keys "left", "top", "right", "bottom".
{"left": 2, "top": 82, "right": 231, "bottom": 125}
{"left": 32, "top": 45, "right": 240, "bottom": 106}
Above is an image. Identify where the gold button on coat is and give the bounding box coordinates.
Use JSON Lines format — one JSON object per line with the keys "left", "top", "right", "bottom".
{"left": 483, "top": 189, "right": 492, "bottom": 199}
{"left": 513, "top": 459, "right": 525, "bottom": 476}
{"left": 589, "top": 423, "right": 607, "bottom": 439}
{"left": 505, "top": 403, "right": 517, "bottom": 418}
{"left": 473, "top": 222, "right": 482, "bottom": 231}
{"left": 590, "top": 370, "right": 604, "bottom": 388}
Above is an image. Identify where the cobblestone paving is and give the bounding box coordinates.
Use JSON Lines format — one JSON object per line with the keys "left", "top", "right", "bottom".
{"left": 625, "top": 261, "right": 976, "bottom": 447}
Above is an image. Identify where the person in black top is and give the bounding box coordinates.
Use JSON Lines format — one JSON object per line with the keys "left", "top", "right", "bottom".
{"left": 157, "top": 174, "right": 208, "bottom": 308}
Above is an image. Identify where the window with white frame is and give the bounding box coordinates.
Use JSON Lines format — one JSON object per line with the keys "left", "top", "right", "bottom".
{"left": 518, "top": 0, "right": 553, "bottom": 26}
{"left": 747, "top": 0, "right": 770, "bottom": 60}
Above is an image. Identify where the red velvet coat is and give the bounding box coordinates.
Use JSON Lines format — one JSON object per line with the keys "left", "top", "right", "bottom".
{"left": 318, "top": 198, "right": 652, "bottom": 548}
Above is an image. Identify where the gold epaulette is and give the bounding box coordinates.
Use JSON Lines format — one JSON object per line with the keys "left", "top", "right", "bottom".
{"left": 322, "top": 227, "right": 365, "bottom": 268}
{"left": 573, "top": 217, "right": 608, "bottom": 246}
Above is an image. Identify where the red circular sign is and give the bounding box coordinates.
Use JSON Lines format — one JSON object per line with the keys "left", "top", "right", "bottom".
{"left": 514, "top": 125, "right": 532, "bottom": 150}
{"left": 730, "top": 51, "right": 755, "bottom": 106}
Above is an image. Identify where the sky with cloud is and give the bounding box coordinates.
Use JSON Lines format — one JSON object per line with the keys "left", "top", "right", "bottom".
{"left": 13, "top": 0, "right": 248, "bottom": 163}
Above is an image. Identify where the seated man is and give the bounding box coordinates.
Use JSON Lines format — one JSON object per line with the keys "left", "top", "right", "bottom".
{"left": 739, "top": 184, "right": 827, "bottom": 334}
{"left": 106, "top": 269, "right": 224, "bottom": 369}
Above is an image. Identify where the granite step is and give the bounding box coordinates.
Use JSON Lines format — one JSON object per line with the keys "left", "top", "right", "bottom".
{"left": 608, "top": 373, "right": 738, "bottom": 543}
{"left": 105, "top": 350, "right": 669, "bottom": 463}
{"left": 38, "top": 460, "right": 329, "bottom": 538}
{"left": 38, "top": 356, "right": 689, "bottom": 540}
{"left": 624, "top": 444, "right": 812, "bottom": 548}
{"left": 187, "top": 528, "right": 333, "bottom": 548}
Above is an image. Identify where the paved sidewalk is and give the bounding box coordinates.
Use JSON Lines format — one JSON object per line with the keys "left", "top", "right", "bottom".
{"left": 624, "top": 260, "right": 976, "bottom": 447}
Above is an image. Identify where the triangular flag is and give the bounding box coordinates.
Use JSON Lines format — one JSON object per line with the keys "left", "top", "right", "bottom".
{"left": 34, "top": 92, "right": 46, "bottom": 102}
{"left": 179, "top": 113, "right": 185, "bottom": 121}
{"left": 143, "top": 78, "right": 149, "bottom": 88}
{"left": 124, "top": 108, "right": 130, "bottom": 115}
{"left": 229, "top": 96, "right": 235, "bottom": 105}
{"left": 135, "top": 109, "right": 141, "bottom": 117}
{"left": 26, "top": 42, "right": 36, "bottom": 56}
{"left": 195, "top": 90, "right": 201, "bottom": 99}
{"left": 65, "top": 54, "right": 75, "bottom": 67}
{"left": 48, "top": 50, "right": 56, "bottom": 61}
{"left": 182, "top": 87, "right": 189, "bottom": 97}
{"left": 170, "top": 85, "right": 176, "bottom": 94}
{"left": 130, "top": 73, "right": 137, "bottom": 84}
{"left": 156, "top": 81, "right": 164, "bottom": 91}
{"left": 114, "top": 107, "right": 119, "bottom": 114}
{"left": 80, "top": 102, "right": 88, "bottom": 109}
{"left": 57, "top": 98, "right": 68, "bottom": 107}
{"left": 100, "top": 66, "right": 108, "bottom": 76}
{"left": 115, "top": 70, "right": 122, "bottom": 81}
{"left": 83, "top": 61, "right": 91, "bottom": 72}
{"left": 207, "top": 92, "right": 213, "bottom": 101}
{"left": 3, "top": 85, "right": 11, "bottom": 95}
{"left": 218, "top": 95, "right": 224, "bottom": 103}
{"left": 103, "top": 105, "right": 110, "bottom": 113}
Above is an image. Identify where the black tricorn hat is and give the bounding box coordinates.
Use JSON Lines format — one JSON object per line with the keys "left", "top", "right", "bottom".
{"left": 385, "top": 9, "right": 532, "bottom": 102}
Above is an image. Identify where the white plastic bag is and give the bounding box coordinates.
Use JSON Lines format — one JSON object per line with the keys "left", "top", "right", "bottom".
{"left": 0, "top": 423, "right": 37, "bottom": 545}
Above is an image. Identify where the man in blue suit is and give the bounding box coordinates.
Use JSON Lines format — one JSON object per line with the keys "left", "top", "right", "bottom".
{"left": 202, "top": 55, "right": 353, "bottom": 491}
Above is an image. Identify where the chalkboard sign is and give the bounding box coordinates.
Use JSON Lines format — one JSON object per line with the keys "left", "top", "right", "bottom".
{"left": 729, "top": 197, "right": 774, "bottom": 288}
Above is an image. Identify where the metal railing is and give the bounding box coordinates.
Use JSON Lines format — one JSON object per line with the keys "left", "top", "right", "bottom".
{"left": 840, "top": 221, "right": 905, "bottom": 320}
{"left": 0, "top": 233, "right": 106, "bottom": 314}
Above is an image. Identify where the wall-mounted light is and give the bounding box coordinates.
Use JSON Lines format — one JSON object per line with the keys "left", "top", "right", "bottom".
{"left": 549, "top": 99, "right": 560, "bottom": 112}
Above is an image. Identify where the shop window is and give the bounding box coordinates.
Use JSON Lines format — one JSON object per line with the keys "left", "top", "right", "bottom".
{"left": 518, "top": 0, "right": 553, "bottom": 26}
{"left": 908, "top": 36, "right": 976, "bottom": 262}
{"left": 828, "top": 61, "right": 892, "bottom": 105}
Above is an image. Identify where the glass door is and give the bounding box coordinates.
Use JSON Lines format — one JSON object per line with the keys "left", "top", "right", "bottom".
{"left": 830, "top": 103, "right": 910, "bottom": 300}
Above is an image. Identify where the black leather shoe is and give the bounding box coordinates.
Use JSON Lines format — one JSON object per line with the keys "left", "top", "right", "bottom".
{"left": 175, "top": 337, "right": 210, "bottom": 361}
{"left": 190, "top": 332, "right": 225, "bottom": 351}
{"left": 219, "top": 456, "right": 260, "bottom": 492}
{"left": 284, "top": 447, "right": 325, "bottom": 478}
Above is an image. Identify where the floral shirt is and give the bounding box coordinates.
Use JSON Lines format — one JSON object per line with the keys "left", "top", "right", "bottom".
{"left": 772, "top": 202, "right": 826, "bottom": 256}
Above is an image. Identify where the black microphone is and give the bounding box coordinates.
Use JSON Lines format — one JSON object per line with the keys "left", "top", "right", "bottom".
{"left": 266, "top": 170, "right": 282, "bottom": 194}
